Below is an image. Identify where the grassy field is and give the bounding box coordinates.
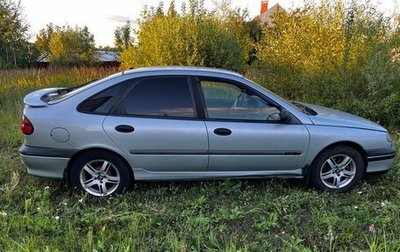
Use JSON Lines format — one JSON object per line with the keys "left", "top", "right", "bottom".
{"left": 0, "top": 67, "right": 399, "bottom": 251}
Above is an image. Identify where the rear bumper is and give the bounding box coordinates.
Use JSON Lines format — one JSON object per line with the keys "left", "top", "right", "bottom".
{"left": 20, "top": 154, "right": 68, "bottom": 179}
{"left": 366, "top": 147, "right": 396, "bottom": 173}
{"left": 19, "top": 145, "right": 74, "bottom": 179}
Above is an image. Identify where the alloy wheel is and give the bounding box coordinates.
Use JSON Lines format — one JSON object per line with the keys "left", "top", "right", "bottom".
{"left": 79, "top": 159, "right": 120, "bottom": 196}
{"left": 319, "top": 154, "right": 356, "bottom": 189}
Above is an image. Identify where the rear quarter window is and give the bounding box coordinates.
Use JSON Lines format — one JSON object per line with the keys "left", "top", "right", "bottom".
{"left": 78, "top": 80, "right": 131, "bottom": 114}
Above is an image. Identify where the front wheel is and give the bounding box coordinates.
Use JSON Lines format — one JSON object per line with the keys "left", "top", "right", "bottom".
{"left": 70, "top": 151, "right": 131, "bottom": 196}
{"left": 310, "top": 146, "right": 364, "bottom": 192}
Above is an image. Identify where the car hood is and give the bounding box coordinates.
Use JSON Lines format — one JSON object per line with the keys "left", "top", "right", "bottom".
{"left": 297, "top": 102, "right": 386, "bottom": 132}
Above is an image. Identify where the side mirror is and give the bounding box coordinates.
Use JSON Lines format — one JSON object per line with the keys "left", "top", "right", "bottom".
{"left": 280, "top": 109, "right": 291, "bottom": 123}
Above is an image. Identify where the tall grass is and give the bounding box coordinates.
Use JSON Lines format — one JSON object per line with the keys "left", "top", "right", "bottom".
{"left": 0, "top": 67, "right": 117, "bottom": 147}
{"left": 0, "top": 146, "right": 399, "bottom": 250}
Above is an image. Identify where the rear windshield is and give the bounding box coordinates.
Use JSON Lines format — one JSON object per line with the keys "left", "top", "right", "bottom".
{"left": 42, "top": 72, "right": 122, "bottom": 104}
{"left": 46, "top": 79, "right": 101, "bottom": 104}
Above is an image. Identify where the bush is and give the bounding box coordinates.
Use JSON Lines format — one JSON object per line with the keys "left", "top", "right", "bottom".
{"left": 251, "top": 0, "right": 400, "bottom": 127}
{"left": 35, "top": 24, "right": 97, "bottom": 67}
{"left": 119, "top": 1, "right": 252, "bottom": 71}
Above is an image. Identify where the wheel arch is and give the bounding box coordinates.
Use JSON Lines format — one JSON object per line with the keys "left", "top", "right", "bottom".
{"left": 311, "top": 141, "right": 368, "bottom": 170}
{"left": 64, "top": 147, "right": 134, "bottom": 184}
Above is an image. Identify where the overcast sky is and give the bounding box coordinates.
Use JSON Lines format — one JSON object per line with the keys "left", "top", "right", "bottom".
{"left": 19, "top": 0, "right": 399, "bottom": 47}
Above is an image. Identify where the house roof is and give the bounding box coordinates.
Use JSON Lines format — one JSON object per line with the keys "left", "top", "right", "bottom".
{"left": 259, "top": 3, "right": 288, "bottom": 26}
{"left": 36, "top": 52, "right": 49, "bottom": 63}
{"left": 95, "top": 50, "right": 120, "bottom": 62}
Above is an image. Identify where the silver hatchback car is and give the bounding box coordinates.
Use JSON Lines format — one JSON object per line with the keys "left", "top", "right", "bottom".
{"left": 20, "top": 67, "right": 395, "bottom": 196}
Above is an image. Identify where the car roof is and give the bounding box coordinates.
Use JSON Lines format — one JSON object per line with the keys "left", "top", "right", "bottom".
{"left": 122, "top": 66, "right": 243, "bottom": 78}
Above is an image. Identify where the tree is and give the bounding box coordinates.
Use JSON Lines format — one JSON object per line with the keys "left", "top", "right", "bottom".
{"left": 0, "top": 0, "right": 33, "bottom": 68}
{"left": 167, "top": 0, "right": 177, "bottom": 17}
{"left": 46, "top": 25, "right": 96, "bottom": 66}
{"left": 119, "top": 0, "right": 251, "bottom": 71}
{"left": 34, "top": 24, "right": 96, "bottom": 66}
{"left": 35, "top": 23, "right": 55, "bottom": 53}
{"left": 252, "top": 0, "right": 400, "bottom": 126}
{"left": 114, "top": 21, "right": 132, "bottom": 50}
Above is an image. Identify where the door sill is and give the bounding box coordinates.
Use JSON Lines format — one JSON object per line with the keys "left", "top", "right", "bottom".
{"left": 132, "top": 168, "right": 304, "bottom": 181}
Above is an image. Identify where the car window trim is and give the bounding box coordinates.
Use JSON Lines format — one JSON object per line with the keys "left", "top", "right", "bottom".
{"left": 189, "top": 76, "right": 206, "bottom": 119}
{"left": 109, "top": 75, "right": 199, "bottom": 120}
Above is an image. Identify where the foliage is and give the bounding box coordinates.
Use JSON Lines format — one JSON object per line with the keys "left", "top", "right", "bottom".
{"left": 252, "top": 0, "right": 400, "bottom": 126}
{"left": 35, "top": 24, "right": 96, "bottom": 66}
{"left": 119, "top": 0, "right": 252, "bottom": 71}
{"left": 35, "top": 23, "right": 55, "bottom": 53}
{"left": 0, "top": 0, "right": 35, "bottom": 68}
{"left": 114, "top": 21, "right": 133, "bottom": 51}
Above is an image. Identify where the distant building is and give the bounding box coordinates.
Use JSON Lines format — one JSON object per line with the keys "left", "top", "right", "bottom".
{"left": 34, "top": 52, "right": 50, "bottom": 68}
{"left": 258, "top": 1, "right": 288, "bottom": 27}
{"left": 95, "top": 50, "right": 120, "bottom": 68}
{"left": 33, "top": 50, "right": 120, "bottom": 68}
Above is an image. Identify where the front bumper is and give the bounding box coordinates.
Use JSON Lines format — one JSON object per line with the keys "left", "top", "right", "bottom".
{"left": 366, "top": 147, "right": 396, "bottom": 173}
{"left": 19, "top": 145, "right": 74, "bottom": 179}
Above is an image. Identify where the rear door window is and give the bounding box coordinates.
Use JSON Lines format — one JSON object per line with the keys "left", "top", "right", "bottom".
{"left": 113, "top": 77, "right": 196, "bottom": 118}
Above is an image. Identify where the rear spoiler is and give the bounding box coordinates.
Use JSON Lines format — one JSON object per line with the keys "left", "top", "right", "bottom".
{"left": 23, "top": 88, "right": 66, "bottom": 107}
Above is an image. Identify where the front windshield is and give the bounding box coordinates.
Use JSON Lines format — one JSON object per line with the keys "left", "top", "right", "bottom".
{"left": 244, "top": 77, "right": 307, "bottom": 113}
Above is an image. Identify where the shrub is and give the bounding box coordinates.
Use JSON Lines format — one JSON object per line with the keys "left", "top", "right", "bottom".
{"left": 119, "top": 1, "right": 252, "bottom": 71}
{"left": 35, "top": 24, "right": 97, "bottom": 67}
{"left": 252, "top": 0, "right": 400, "bottom": 127}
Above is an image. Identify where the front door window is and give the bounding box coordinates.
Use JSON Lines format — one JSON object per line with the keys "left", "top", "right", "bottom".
{"left": 200, "top": 80, "right": 281, "bottom": 121}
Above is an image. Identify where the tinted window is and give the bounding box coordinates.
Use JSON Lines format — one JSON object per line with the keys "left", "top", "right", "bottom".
{"left": 78, "top": 80, "right": 130, "bottom": 114}
{"left": 116, "top": 77, "right": 195, "bottom": 118}
{"left": 200, "top": 80, "right": 281, "bottom": 121}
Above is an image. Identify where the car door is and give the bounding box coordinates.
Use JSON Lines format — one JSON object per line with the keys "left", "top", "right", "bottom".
{"left": 197, "top": 77, "right": 310, "bottom": 172}
{"left": 103, "top": 76, "right": 208, "bottom": 172}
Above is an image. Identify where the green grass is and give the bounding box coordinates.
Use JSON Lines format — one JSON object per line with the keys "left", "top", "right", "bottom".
{"left": 0, "top": 67, "right": 399, "bottom": 251}
{"left": 0, "top": 67, "right": 116, "bottom": 148}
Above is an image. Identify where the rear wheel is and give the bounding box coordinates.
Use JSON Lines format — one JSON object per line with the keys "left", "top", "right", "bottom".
{"left": 70, "top": 151, "right": 131, "bottom": 196}
{"left": 310, "top": 146, "right": 364, "bottom": 192}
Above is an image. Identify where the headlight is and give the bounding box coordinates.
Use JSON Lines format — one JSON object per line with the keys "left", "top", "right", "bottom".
{"left": 387, "top": 133, "right": 393, "bottom": 142}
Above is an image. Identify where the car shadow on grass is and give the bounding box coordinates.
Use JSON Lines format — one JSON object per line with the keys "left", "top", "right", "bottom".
{"left": 132, "top": 177, "right": 308, "bottom": 193}
{"left": 33, "top": 170, "right": 394, "bottom": 201}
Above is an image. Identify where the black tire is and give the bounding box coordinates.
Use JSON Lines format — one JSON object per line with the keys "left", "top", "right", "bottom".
{"left": 310, "top": 146, "right": 364, "bottom": 192}
{"left": 69, "top": 151, "right": 131, "bottom": 196}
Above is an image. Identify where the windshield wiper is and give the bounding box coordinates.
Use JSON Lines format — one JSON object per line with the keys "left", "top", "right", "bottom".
{"left": 291, "top": 101, "right": 317, "bottom": 115}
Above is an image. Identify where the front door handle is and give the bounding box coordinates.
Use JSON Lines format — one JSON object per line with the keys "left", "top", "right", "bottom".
{"left": 115, "top": 125, "right": 135, "bottom": 133}
{"left": 214, "top": 128, "right": 232, "bottom": 136}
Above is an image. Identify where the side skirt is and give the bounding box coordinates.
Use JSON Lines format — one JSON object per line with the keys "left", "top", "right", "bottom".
{"left": 132, "top": 168, "right": 304, "bottom": 181}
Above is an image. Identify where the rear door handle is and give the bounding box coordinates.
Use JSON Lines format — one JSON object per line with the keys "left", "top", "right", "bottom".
{"left": 115, "top": 125, "right": 135, "bottom": 133}
{"left": 214, "top": 128, "right": 232, "bottom": 136}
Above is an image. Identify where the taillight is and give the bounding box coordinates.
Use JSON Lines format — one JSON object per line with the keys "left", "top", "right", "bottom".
{"left": 21, "top": 115, "right": 34, "bottom": 135}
